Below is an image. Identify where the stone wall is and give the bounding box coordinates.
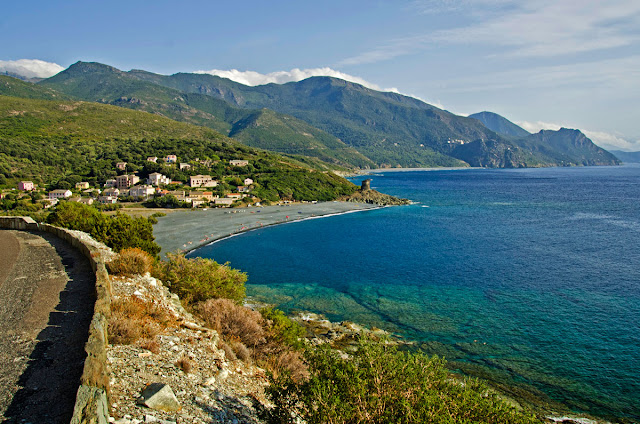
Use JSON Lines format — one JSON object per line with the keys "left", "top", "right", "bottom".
{"left": 0, "top": 216, "right": 112, "bottom": 424}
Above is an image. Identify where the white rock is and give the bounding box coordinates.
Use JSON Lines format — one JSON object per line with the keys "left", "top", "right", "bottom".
{"left": 137, "top": 383, "right": 181, "bottom": 412}
{"left": 217, "top": 368, "right": 229, "bottom": 381}
{"left": 203, "top": 376, "right": 216, "bottom": 386}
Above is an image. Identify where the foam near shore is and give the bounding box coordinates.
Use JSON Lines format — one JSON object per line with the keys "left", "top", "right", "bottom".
{"left": 153, "top": 202, "right": 382, "bottom": 257}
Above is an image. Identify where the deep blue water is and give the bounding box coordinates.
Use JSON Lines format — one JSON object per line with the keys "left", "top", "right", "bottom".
{"left": 191, "top": 165, "right": 640, "bottom": 420}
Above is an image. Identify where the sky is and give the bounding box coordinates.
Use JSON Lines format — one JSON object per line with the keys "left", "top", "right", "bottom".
{"left": 2, "top": 0, "right": 639, "bottom": 151}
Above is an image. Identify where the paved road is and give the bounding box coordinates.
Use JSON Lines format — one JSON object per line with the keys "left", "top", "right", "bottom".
{"left": 0, "top": 230, "right": 95, "bottom": 424}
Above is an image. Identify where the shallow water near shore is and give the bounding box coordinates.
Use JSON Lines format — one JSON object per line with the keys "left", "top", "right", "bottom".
{"left": 190, "top": 165, "right": 640, "bottom": 421}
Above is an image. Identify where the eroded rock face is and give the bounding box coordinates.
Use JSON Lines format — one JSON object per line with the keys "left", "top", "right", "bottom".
{"left": 137, "top": 384, "right": 181, "bottom": 412}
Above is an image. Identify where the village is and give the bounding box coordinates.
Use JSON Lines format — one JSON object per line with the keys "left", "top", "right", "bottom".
{"left": 1, "top": 155, "right": 262, "bottom": 210}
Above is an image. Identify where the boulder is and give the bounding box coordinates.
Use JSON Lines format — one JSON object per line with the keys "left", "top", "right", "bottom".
{"left": 137, "top": 383, "right": 181, "bottom": 412}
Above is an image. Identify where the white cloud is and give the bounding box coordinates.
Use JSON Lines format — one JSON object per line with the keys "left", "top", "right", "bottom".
{"left": 195, "top": 67, "right": 388, "bottom": 90}
{"left": 0, "top": 59, "right": 65, "bottom": 79}
{"left": 516, "top": 120, "right": 563, "bottom": 133}
{"left": 517, "top": 120, "right": 640, "bottom": 151}
{"left": 582, "top": 130, "right": 640, "bottom": 151}
{"left": 341, "top": 0, "right": 640, "bottom": 64}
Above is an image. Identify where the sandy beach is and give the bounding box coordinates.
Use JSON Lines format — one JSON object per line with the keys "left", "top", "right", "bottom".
{"left": 153, "top": 202, "right": 382, "bottom": 257}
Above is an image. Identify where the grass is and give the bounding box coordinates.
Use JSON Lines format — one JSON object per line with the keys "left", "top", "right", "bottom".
{"left": 108, "top": 297, "right": 174, "bottom": 345}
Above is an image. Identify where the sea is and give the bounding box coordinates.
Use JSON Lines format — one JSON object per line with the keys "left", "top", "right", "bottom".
{"left": 190, "top": 165, "right": 640, "bottom": 421}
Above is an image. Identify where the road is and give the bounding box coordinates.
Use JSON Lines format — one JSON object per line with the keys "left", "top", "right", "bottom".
{"left": 0, "top": 229, "right": 95, "bottom": 424}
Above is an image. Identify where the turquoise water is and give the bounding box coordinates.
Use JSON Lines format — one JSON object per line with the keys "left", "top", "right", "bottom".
{"left": 191, "top": 165, "right": 640, "bottom": 421}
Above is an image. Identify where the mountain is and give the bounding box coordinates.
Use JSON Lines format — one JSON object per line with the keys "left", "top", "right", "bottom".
{"left": 468, "top": 111, "right": 530, "bottom": 138}
{"left": 0, "top": 94, "right": 358, "bottom": 201}
{"left": 0, "top": 75, "right": 71, "bottom": 100}
{"left": 130, "top": 70, "right": 619, "bottom": 168}
{"left": 516, "top": 128, "right": 621, "bottom": 166}
{"left": 37, "top": 62, "right": 620, "bottom": 169}
{"left": 37, "top": 62, "right": 374, "bottom": 170}
{"left": 610, "top": 150, "right": 640, "bottom": 163}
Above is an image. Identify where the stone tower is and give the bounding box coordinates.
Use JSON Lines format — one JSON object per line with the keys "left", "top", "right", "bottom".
{"left": 361, "top": 179, "right": 372, "bottom": 191}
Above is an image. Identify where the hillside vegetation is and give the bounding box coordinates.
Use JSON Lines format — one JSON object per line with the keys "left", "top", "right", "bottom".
{"left": 0, "top": 94, "right": 358, "bottom": 201}
{"left": 38, "top": 63, "right": 374, "bottom": 169}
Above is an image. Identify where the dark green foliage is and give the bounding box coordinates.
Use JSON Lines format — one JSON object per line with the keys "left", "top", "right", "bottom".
{"left": 0, "top": 95, "right": 358, "bottom": 201}
{"left": 38, "top": 62, "right": 371, "bottom": 170}
{"left": 263, "top": 337, "right": 540, "bottom": 424}
{"left": 261, "top": 307, "right": 306, "bottom": 349}
{"left": 153, "top": 253, "right": 246, "bottom": 304}
{"left": 46, "top": 201, "right": 161, "bottom": 256}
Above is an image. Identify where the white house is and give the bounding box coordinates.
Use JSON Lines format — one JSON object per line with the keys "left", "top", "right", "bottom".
{"left": 147, "top": 172, "right": 171, "bottom": 186}
{"left": 189, "top": 175, "right": 218, "bottom": 188}
{"left": 116, "top": 162, "right": 127, "bottom": 170}
{"left": 103, "top": 188, "right": 120, "bottom": 197}
{"left": 147, "top": 156, "right": 158, "bottom": 163}
{"left": 97, "top": 195, "right": 118, "bottom": 204}
{"left": 214, "top": 198, "right": 234, "bottom": 206}
{"left": 229, "top": 159, "right": 249, "bottom": 167}
{"left": 75, "top": 182, "right": 90, "bottom": 190}
{"left": 243, "top": 178, "right": 254, "bottom": 186}
{"left": 129, "top": 185, "right": 156, "bottom": 198}
{"left": 104, "top": 179, "right": 117, "bottom": 188}
{"left": 165, "top": 155, "right": 177, "bottom": 163}
{"left": 179, "top": 163, "right": 191, "bottom": 170}
{"left": 48, "top": 189, "right": 72, "bottom": 200}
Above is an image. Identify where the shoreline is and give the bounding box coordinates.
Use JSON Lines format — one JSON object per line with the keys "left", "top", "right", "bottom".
{"left": 153, "top": 201, "right": 385, "bottom": 257}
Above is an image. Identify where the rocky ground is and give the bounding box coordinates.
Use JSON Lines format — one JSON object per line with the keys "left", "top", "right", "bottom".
{"left": 107, "top": 273, "right": 270, "bottom": 424}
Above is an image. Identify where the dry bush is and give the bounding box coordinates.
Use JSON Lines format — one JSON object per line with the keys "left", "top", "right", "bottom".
{"left": 176, "top": 355, "right": 194, "bottom": 373}
{"left": 196, "top": 298, "right": 266, "bottom": 347}
{"left": 139, "top": 338, "right": 160, "bottom": 354}
{"left": 263, "top": 350, "right": 309, "bottom": 383}
{"left": 107, "top": 247, "right": 154, "bottom": 276}
{"left": 229, "top": 339, "right": 252, "bottom": 362}
{"left": 221, "top": 342, "right": 237, "bottom": 361}
{"left": 108, "top": 297, "right": 174, "bottom": 345}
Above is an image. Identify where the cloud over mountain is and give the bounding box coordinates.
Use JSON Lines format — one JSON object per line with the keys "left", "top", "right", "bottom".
{"left": 194, "top": 67, "right": 400, "bottom": 92}
{"left": 0, "top": 59, "right": 65, "bottom": 79}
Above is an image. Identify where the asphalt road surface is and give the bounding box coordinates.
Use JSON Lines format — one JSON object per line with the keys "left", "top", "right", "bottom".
{"left": 0, "top": 229, "right": 95, "bottom": 423}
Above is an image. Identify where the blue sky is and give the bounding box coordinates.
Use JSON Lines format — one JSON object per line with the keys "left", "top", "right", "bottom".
{"left": 2, "top": 0, "right": 639, "bottom": 150}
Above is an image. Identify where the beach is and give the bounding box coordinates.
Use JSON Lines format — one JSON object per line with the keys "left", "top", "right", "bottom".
{"left": 153, "top": 202, "right": 382, "bottom": 257}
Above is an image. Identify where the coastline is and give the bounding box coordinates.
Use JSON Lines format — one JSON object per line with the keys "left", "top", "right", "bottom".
{"left": 153, "top": 201, "right": 384, "bottom": 257}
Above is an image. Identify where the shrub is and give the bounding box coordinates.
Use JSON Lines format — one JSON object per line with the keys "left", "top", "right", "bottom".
{"left": 262, "top": 337, "right": 540, "bottom": 424}
{"left": 140, "top": 338, "right": 160, "bottom": 354}
{"left": 153, "top": 254, "right": 246, "bottom": 304}
{"left": 176, "top": 355, "right": 194, "bottom": 373}
{"left": 261, "top": 307, "right": 306, "bottom": 349}
{"left": 47, "top": 202, "right": 161, "bottom": 257}
{"left": 229, "top": 339, "right": 252, "bottom": 362}
{"left": 108, "top": 297, "right": 173, "bottom": 345}
{"left": 107, "top": 247, "right": 154, "bottom": 276}
{"left": 196, "top": 298, "right": 265, "bottom": 347}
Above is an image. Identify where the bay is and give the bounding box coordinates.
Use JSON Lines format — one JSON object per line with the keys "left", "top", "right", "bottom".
{"left": 191, "top": 165, "right": 640, "bottom": 421}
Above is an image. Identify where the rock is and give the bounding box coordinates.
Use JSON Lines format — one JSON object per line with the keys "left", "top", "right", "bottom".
{"left": 217, "top": 368, "right": 229, "bottom": 381}
{"left": 203, "top": 376, "right": 216, "bottom": 386}
{"left": 137, "top": 383, "right": 181, "bottom": 412}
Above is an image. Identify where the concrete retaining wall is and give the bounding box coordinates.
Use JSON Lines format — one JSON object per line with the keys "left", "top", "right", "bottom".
{"left": 0, "top": 217, "right": 112, "bottom": 424}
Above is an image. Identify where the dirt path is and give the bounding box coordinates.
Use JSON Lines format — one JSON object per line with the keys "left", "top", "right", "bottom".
{"left": 0, "top": 230, "right": 95, "bottom": 424}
